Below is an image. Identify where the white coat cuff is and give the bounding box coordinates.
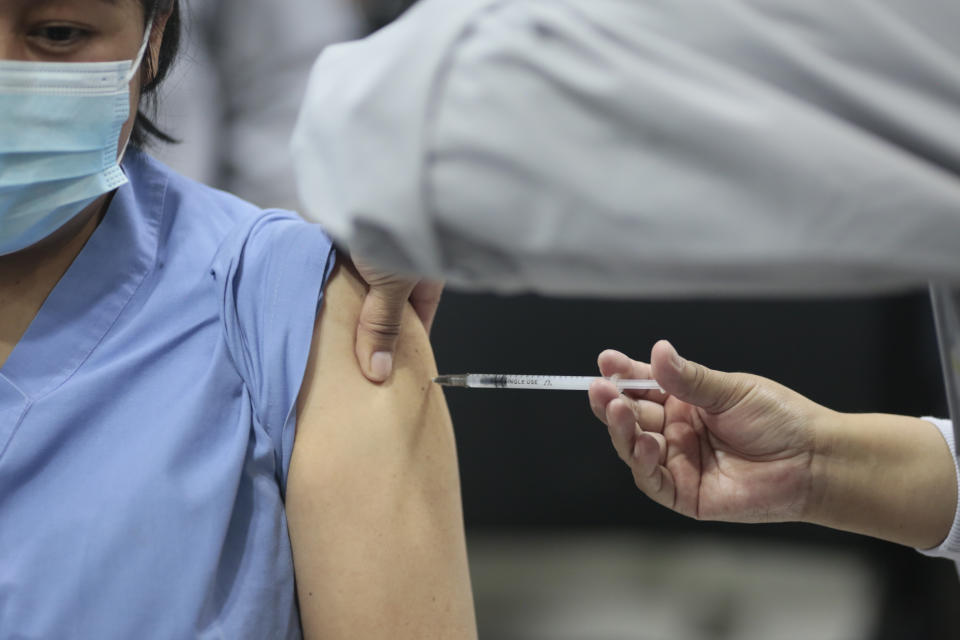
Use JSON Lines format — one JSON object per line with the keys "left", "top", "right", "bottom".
{"left": 917, "top": 417, "right": 960, "bottom": 562}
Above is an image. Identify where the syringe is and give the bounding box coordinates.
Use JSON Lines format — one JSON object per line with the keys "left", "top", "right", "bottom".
{"left": 433, "top": 374, "right": 663, "bottom": 392}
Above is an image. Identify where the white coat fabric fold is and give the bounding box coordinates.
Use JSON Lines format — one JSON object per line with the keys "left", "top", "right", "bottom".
{"left": 292, "top": 0, "right": 960, "bottom": 297}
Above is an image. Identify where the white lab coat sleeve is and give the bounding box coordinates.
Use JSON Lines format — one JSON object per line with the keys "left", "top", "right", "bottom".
{"left": 292, "top": 0, "right": 960, "bottom": 296}
{"left": 918, "top": 417, "right": 960, "bottom": 569}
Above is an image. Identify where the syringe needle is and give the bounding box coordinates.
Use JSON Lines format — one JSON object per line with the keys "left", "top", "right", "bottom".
{"left": 432, "top": 375, "right": 468, "bottom": 387}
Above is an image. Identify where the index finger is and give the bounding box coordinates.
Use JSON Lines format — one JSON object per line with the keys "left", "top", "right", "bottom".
{"left": 409, "top": 280, "right": 444, "bottom": 336}
{"left": 597, "top": 349, "right": 667, "bottom": 402}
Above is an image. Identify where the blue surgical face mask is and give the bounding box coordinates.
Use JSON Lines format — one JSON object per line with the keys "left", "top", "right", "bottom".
{"left": 0, "top": 20, "right": 154, "bottom": 256}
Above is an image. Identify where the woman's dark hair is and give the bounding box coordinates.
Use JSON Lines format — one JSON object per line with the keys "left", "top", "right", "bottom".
{"left": 132, "top": 0, "right": 182, "bottom": 147}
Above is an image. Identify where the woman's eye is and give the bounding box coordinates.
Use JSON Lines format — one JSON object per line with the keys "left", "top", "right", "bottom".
{"left": 30, "top": 25, "right": 90, "bottom": 47}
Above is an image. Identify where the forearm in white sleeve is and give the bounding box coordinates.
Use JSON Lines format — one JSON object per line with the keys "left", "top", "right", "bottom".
{"left": 292, "top": 0, "right": 960, "bottom": 296}
{"left": 919, "top": 417, "right": 960, "bottom": 567}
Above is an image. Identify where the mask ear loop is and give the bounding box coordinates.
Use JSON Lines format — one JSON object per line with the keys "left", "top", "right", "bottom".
{"left": 125, "top": 14, "right": 156, "bottom": 84}
{"left": 118, "top": 13, "right": 157, "bottom": 163}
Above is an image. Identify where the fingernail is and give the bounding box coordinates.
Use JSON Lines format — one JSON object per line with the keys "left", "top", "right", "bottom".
{"left": 370, "top": 352, "right": 393, "bottom": 381}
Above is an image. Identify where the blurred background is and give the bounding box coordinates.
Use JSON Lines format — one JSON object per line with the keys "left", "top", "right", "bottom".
{"left": 156, "top": 1, "right": 960, "bottom": 638}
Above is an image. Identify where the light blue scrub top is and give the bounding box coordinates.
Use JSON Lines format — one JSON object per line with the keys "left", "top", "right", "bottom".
{"left": 0, "top": 149, "right": 335, "bottom": 639}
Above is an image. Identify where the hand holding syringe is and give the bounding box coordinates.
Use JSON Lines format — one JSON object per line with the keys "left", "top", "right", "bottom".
{"left": 433, "top": 373, "right": 663, "bottom": 392}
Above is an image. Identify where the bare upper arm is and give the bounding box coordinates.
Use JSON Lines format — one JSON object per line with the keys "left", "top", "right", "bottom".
{"left": 285, "top": 260, "right": 477, "bottom": 640}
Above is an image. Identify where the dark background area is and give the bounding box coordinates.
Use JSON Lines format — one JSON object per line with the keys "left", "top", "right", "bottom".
{"left": 432, "top": 291, "right": 960, "bottom": 638}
